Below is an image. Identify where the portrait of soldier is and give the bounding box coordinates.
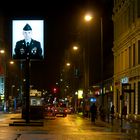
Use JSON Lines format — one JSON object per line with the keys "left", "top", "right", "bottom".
{"left": 13, "top": 23, "right": 43, "bottom": 59}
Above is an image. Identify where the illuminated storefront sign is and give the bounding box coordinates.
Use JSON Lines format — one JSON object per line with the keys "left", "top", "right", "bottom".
{"left": 121, "top": 77, "right": 129, "bottom": 84}
{"left": 78, "top": 90, "right": 83, "bottom": 99}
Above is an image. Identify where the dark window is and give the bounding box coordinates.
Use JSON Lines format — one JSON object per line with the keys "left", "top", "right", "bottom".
{"left": 134, "top": 83, "right": 136, "bottom": 114}
{"left": 138, "top": 41, "right": 140, "bottom": 64}
{"left": 116, "top": 89, "right": 119, "bottom": 113}
{"left": 129, "top": 87, "right": 131, "bottom": 113}
{"left": 132, "top": 1, "right": 135, "bottom": 22}
{"left": 129, "top": 46, "right": 131, "bottom": 67}
{"left": 138, "top": 82, "right": 140, "bottom": 114}
{"left": 133, "top": 44, "right": 135, "bottom": 66}
{"left": 138, "top": 0, "right": 140, "bottom": 17}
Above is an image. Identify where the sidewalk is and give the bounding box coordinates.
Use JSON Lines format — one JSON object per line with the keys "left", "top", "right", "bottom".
{"left": 77, "top": 112, "right": 138, "bottom": 132}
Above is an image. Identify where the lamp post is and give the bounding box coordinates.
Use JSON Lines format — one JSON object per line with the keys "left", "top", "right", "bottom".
{"left": 72, "top": 46, "right": 79, "bottom": 112}
{"left": 84, "top": 14, "right": 92, "bottom": 94}
{"left": 83, "top": 13, "right": 93, "bottom": 116}
{"left": 72, "top": 45, "right": 79, "bottom": 89}
{"left": 8, "top": 61, "right": 15, "bottom": 112}
{"left": 84, "top": 13, "right": 104, "bottom": 101}
{"left": 64, "top": 46, "right": 80, "bottom": 111}
{"left": 100, "top": 17, "right": 104, "bottom": 105}
{"left": 10, "top": 84, "right": 15, "bottom": 112}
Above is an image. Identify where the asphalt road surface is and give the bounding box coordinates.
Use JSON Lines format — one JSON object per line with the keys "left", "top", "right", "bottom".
{"left": 0, "top": 113, "right": 136, "bottom": 140}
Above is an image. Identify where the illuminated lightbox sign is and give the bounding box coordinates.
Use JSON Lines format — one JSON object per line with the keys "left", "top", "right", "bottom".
{"left": 121, "top": 77, "right": 129, "bottom": 84}
{"left": 12, "top": 19, "right": 44, "bottom": 60}
{"left": 78, "top": 90, "right": 83, "bottom": 99}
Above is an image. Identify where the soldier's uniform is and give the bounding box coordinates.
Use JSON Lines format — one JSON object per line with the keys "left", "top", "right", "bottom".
{"left": 13, "top": 23, "right": 43, "bottom": 60}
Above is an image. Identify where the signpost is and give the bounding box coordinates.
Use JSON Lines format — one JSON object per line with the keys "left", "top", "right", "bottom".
{"left": 9, "top": 19, "right": 44, "bottom": 126}
{"left": 25, "top": 55, "right": 30, "bottom": 123}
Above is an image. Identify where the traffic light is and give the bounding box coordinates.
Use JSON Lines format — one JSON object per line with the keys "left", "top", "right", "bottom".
{"left": 53, "top": 87, "right": 57, "bottom": 93}
{"left": 52, "top": 87, "right": 59, "bottom": 94}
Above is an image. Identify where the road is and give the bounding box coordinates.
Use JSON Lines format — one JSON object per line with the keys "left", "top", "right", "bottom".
{"left": 0, "top": 112, "right": 138, "bottom": 140}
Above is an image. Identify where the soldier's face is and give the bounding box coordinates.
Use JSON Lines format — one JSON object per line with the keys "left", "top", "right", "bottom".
{"left": 23, "top": 30, "right": 32, "bottom": 40}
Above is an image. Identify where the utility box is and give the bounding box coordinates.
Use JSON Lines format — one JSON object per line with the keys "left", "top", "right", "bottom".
{"left": 22, "top": 89, "right": 44, "bottom": 120}
{"left": 30, "top": 105, "right": 44, "bottom": 120}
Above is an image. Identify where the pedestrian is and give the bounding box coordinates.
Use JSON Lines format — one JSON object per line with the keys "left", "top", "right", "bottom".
{"left": 110, "top": 105, "right": 115, "bottom": 116}
{"left": 110, "top": 105, "right": 115, "bottom": 125}
{"left": 122, "top": 105, "right": 127, "bottom": 119}
{"left": 13, "top": 23, "right": 43, "bottom": 59}
{"left": 99, "top": 105, "right": 106, "bottom": 121}
{"left": 85, "top": 103, "right": 90, "bottom": 118}
{"left": 90, "top": 103, "right": 97, "bottom": 124}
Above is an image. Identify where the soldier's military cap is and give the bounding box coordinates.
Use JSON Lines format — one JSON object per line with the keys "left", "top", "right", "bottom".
{"left": 23, "top": 23, "right": 32, "bottom": 31}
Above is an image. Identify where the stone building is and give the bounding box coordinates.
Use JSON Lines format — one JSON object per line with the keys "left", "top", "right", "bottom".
{"left": 112, "top": 0, "right": 140, "bottom": 119}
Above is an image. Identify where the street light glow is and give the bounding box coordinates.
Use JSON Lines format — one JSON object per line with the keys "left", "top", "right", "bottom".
{"left": 12, "top": 85, "right": 15, "bottom": 88}
{"left": 10, "top": 61, "right": 14, "bottom": 64}
{"left": 66, "top": 62, "right": 71, "bottom": 66}
{"left": 0, "top": 49, "right": 5, "bottom": 54}
{"left": 84, "top": 14, "right": 93, "bottom": 22}
{"left": 73, "top": 46, "right": 78, "bottom": 51}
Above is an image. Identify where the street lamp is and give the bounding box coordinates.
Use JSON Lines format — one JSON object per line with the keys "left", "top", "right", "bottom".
{"left": 11, "top": 85, "right": 15, "bottom": 98}
{"left": 72, "top": 45, "right": 79, "bottom": 79}
{"left": 84, "top": 14, "right": 93, "bottom": 22}
{"left": 84, "top": 14, "right": 104, "bottom": 105}
{"left": 78, "top": 14, "right": 93, "bottom": 116}
{"left": 100, "top": 17, "right": 104, "bottom": 105}
{"left": 73, "top": 46, "right": 79, "bottom": 51}
{"left": 83, "top": 14, "right": 93, "bottom": 94}
{"left": 9, "top": 61, "right": 14, "bottom": 65}
{"left": 66, "top": 62, "right": 71, "bottom": 67}
{"left": 0, "top": 49, "right": 5, "bottom": 54}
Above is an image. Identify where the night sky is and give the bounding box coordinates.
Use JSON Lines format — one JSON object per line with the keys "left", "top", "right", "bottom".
{"left": 1, "top": 0, "right": 114, "bottom": 91}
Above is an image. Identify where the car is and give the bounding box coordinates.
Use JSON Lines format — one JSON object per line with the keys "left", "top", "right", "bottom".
{"left": 67, "top": 106, "right": 74, "bottom": 114}
{"left": 54, "top": 103, "right": 67, "bottom": 117}
{"left": 44, "top": 104, "right": 55, "bottom": 117}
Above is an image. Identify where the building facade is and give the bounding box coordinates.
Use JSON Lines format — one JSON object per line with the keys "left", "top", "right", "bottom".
{"left": 0, "top": 16, "right": 6, "bottom": 111}
{"left": 112, "top": 0, "right": 140, "bottom": 119}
